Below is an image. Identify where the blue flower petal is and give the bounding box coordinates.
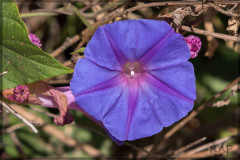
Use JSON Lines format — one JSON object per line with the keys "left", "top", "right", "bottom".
{"left": 84, "top": 26, "right": 126, "bottom": 71}
{"left": 102, "top": 19, "right": 175, "bottom": 61}
{"left": 126, "top": 79, "right": 194, "bottom": 140}
{"left": 139, "top": 27, "right": 190, "bottom": 70}
{"left": 70, "top": 58, "right": 121, "bottom": 100}
{"left": 148, "top": 62, "right": 196, "bottom": 101}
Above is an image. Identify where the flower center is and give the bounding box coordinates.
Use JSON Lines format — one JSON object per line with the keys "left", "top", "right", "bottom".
{"left": 123, "top": 62, "right": 142, "bottom": 78}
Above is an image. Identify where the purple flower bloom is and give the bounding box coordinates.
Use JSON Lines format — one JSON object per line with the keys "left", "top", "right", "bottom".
{"left": 13, "top": 85, "right": 30, "bottom": 103}
{"left": 184, "top": 35, "right": 201, "bottom": 58}
{"left": 29, "top": 33, "right": 42, "bottom": 48}
{"left": 70, "top": 20, "right": 196, "bottom": 141}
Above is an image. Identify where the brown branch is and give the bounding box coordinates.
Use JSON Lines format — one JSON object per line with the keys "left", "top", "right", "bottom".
{"left": 212, "top": 84, "right": 238, "bottom": 108}
{"left": 183, "top": 144, "right": 238, "bottom": 158}
{"left": 29, "top": 106, "right": 58, "bottom": 119}
{"left": 181, "top": 25, "right": 240, "bottom": 42}
{"left": 173, "top": 137, "right": 207, "bottom": 156}
{"left": 0, "top": 100, "right": 38, "bottom": 133}
{"left": 63, "top": 60, "right": 73, "bottom": 67}
{"left": 147, "top": 76, "right": 240, "bottom": 157}
{"left": 2, "top": 123, "right": 25, "bottom": 133}
{"left": 51, "top": 35, "right": 80, "bottom": 57}
{"left": 10, "top": 104, "right": 102, "bottom": 157}
{"left": 179, "top": 134, "right": 238, "bottom": 157}
{"left": 74, "top": 1, "right": 240, "bottom": 53}
{"left": 82, "top": 0, "right": 125, "bottom": 19}
{"left": 209, "top": 2, "right": 240, "bottom": 17}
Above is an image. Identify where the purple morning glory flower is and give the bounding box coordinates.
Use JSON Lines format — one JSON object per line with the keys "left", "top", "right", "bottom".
{"left": 70, "top": 19, "right": 196, "bottom": 141}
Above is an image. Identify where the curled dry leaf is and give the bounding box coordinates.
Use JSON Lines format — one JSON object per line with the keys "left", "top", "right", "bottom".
{"left": 212, "top": 84, "right": 239, "bottom": 108}
{"left": 212, "top": 98, "right": 231, "bottom": 108}
{"left": 226, "top": 17, "right": 240, "bottom": 36}
{"left": 173, "top": 6, "right": 203, "bottom": 29}
{"left": 28, "top": 81, "right": 74, "bottom": 126}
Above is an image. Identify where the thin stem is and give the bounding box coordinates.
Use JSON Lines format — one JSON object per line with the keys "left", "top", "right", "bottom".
{"left": 173, "top": 137, "right": 207, "bottom": 156}
{"left": 29, "top": 106, "right": 57, "bottom": 119}
{"left": 2, "top": 123, "right": 25, "bottom": 133}
{"left": 51, "top": 35, "right": 80, "bottom": 57}
{"left": 20, "top": 12, "right": 58, "bottom": 18}
{"left": 209, "top": 2, "right": 240, "bottom": 17}
{"left": 0, "top": 100, "right": 38, "bottom": 133}
{"left": 82, "top": 0, "right": 125, "bottom": 18}
{"left": 72, "top": 6, "right": 92, "bottom": 29}
{"left": 181, "top": 25, "right": 240, "bottom": 42}
{"left": 179, "top": 134, "right": 238, "bottom": 156}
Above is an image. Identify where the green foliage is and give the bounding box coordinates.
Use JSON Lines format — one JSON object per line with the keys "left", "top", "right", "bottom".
{"left": 70, "top": 47, "right": 85, "bottom": 54}
{"left": 0, "top": 1, "right": 73, "bottom": 90}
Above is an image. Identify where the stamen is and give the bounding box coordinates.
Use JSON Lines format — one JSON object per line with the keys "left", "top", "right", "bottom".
{"left": 123, "top": 62, "right": 143, "bottom": 78}
{"left": 130, "top": 70, "right": 135, "bottom": 76}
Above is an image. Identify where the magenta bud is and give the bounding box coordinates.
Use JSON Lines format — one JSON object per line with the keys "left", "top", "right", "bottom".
{"left": 13, "top": 85, "right": 30, "bottom": 103}
{"left": 184, "top": 35, "right": 202, "bottom": 58}
{"left": 29, "top": 33, "right": 42, "bottom": 48}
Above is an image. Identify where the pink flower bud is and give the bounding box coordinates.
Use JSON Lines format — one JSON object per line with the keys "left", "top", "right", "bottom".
{"left": 13, "top": 85, "right": 30, "bottom": 103}
{"left": 29, "top": 33, "right": 42, "bottom": 48}
{"left": 184, "top": 35, "right": 202, "bottom": 58}
{"left": 3, "top": 81, "right": 74, "bottom": 126}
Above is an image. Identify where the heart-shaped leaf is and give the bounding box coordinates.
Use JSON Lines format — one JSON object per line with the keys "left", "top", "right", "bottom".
{"left": 0, "top": 1, "right": 73, "bottom": 90}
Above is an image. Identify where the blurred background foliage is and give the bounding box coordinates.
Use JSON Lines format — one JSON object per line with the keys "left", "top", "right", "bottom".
{"left": 1, "top": 0, "right": 239, "bottom": 159}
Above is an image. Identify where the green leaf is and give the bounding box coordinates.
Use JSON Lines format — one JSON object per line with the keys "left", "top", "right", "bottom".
{"left": 70, "top": 47, "right": 85, "bottom": 55}
{"left": 0, "top": 1, "right": 73, "bottom": 90}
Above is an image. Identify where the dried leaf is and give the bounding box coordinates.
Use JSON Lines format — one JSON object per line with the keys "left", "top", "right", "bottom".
{"left": 226, "top": 17, "right": 240, "bottom": 36}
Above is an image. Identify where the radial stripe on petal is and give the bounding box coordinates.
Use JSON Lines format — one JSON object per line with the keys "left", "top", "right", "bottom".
{"left": 139, "top": 28, "right": 173, "bottom": 63}
{"left": 125, "top": 78, "right": 139, "bottom": 139}
{"left": 143, "top": 73, "right": 194, "bottom": 102}
{"left": 103, "top": 26, "right": 127, "bottom": 67}
{"left": 75, "top": 74, "right": 123, "bottom": 97}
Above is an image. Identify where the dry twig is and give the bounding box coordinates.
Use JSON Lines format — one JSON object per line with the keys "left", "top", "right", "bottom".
{"left": 29, "top": 106, "right": 58, "bottom": 118}
{"left": 51, "top": 35, "right": 80, "bottom": 57}
{"left": 184, "top": 144, "right": 238, "bottom": 158}
{"left": 10, "top": 104, "right": 102, "bottom": 157}
{"left": 173, "top": 137, "right": 207, "bottom": 156}
{"left": 74, "top": 0, "right": 240, "bottom": 55}
{"left": 179, "top": 134, "right": 238, "bottom": 156}
{"left": 181, "top": 25, "right": 240, "bottom": 42}
{"left": 212, "top": 84, "right": 239, "bottom": 108}
{"left": 209, "top": 2, "right": 240, "bottom": 17}
{"left": 2, "top": 123, "right": 26, "bottom": 133}
{"left": 0, "top": 100, "right": 38, "bottom": 133}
